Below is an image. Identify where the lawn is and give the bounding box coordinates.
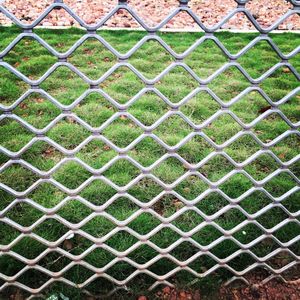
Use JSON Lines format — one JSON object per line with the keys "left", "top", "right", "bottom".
{"left": 0, "top": 26, "right": 299, "bottom": 299}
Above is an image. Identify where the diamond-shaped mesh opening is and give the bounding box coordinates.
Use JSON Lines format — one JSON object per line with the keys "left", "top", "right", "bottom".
{"left": 40, "top": 66, "right": 89, "bottom": 105}
{"left": 4, "top": 37, "right": 56, "bottom": 80}
{"left": 103, "top": 7, "right": 142, "bottom": 29}
{"left": 128, "top": 244, "right": 158, "bottom": 264}
{"left": 0, "top": 24, "right": 22, "bottom": 51}
{"left": 272, "top": 134, "right": 300, "bottom": 162}
{"left": 5, "top": 202, "right": 43, "bottom": 227}
{"left": 81, "top": 216, "right": 115, "bottom": 238}
{"left": 196, "top": 193, "right": 229, "bottom": 216}
{"left": 73, "top": 92, "right": 117, "bottom": 127}
{"left": 106, "top": 261, "right": 136, "bottom": 281}
{"left": 238, "top": 40, "right": 281, "bottom": 78}
{"left": 260, "top": 67, "right": 299, "bottom": 102}
{"left": 270, "top": 31, "right": 300, "bottom": 54}
{"left": 175, "top": 175, "right": 208, "bottom": 201}
{"left": 106, "top": 197, "right": 139, "bottom": 221}
{"left": 153, "top": 157, "right": 186, "bottom": 184}
{"left": 188, "top": 255, "right": 217, "bottom": 275}
{"left": 57, "top": 199, "right": 92, "bottom": 223}
{"left": 214, "top": 208, "right": 247, "bottom": 230}
{"left": 244, "top": 153, "right": 279, "bottom": 180}
{"left": 0, "top": 164, "right": 39, "bottom": 192}
{"left": 0, "top": 152, "right": 9, "bottom": 168}
{"left": 128, "top": 177, "right": 163, "bottom": 203}
{"left": 192, "top": 0, "right": 237, "bottom": 26}
{"left": 17, "top": 269, "right": 51, "bottom": 289}
{"left": 170, "top": 241, "right": 199, "bottom": 261}
{"left": 98, "top": 30, "right": 147, "bottom": 54}
{"left": 0, "top": 189, "right": 14, "bottom": 211}
{"left": 13, "top": 93, "right": 61, "bottom": 129}
{"left": 84, "top": 277, "right": 115, "bottom": 295}
{"left": 21, "top": 141, "right": 63, "bottom": 171}
{"left": 154, "top": 114, "right": 192, "bottom": 146}
{"left": 230, "top": 90, "right": 272, "bottom": 123}
{"left": 76, "top": 139, "right": 117, "bottom": 169}
{"left": 257, "top": 207, "right": 289, "bottom": 229}
{"left": 0, "top": 119, "right": 34, "bottom": 152}
{"left": 53, "top": 161, "right": 90, "bottom": 189}
{"left": 106, "top": 231, "right": 138, "bottom": 251}
{"left": 172, "top": 210, "right": 204, "bottom": 232}
{"left": 290, "top": 241, "right": 300, "bottom": 257}
{"left": 150, "top": 227, "right": 181, "bottom": 249}
{"left": 68, "top": 38, "right": 117, "bottom": 80}
{"left": 80, "top": 179, "right": 116, "bottom": 206}
{"left": 0, "top": 222, "right": 20, "bottom": 245}
{"left": 251, "top": 237, "right": 279, "bottom": 257}
{"left": 84, "top": 247, "right": 115, "bottom": 268}
{"left": 264, "top": 172, "right": 297, "bottom": 197}
{"left": 228, "top": 253, "right": 256, "bottom": 272}
{"left": 180, "top": 91, "right": 220, "bottom": 124}
{"left": 129, "top": 137, "right": 166, "bottom": 167}
{"left": 100, "top": 66, "right": 144, "bottom": 104}
{"left": 208, "top": 66, "right": 250, "bottom": 102}
{"left": 11, "top": 237, "right": 47, "bottom": 259}
{"left": 151, "top": 195, "right": 184, "bottom": 218}
{"left": 220, "top": 174, "right": 253, "bottom": 198}
{"left": 157, "top": 31, "right": 203, "bottom": 53}
{"left": 281, "top": 191, "right": 300, "bottom": 214}
{"left": 60, "top": 233, "right": 93, "bottom": 255}
{"left": 128, "top": 92, "right": 169, "bottom": 126}
{"left": 274, "top": 221, "right": 300, "bottom": 243}
{"left": 239, "top": 191, "right": 272, "bottom": 215}
{"left": 178, "top": 135, "right": 214, "bottom": 164}
{"left": 184, "top": 39, "right": 228, "bottom": 78}
{"left": 28, "top": 182, "right": 68, "bottom": 208}
{"left": 253, "top": 113, "right": 290, "bottom": 143}
{"left": 0, "top": 255, "right": 26, "bottom": 276}
{"left": 203, "top": 113, "right": 242, "bottom": 144}
{"left": 33, "top": 219, "right": 69, "bottom": 241}
{"left": 225, "top": 134, "right": 260, "bottom": 163}
{"left": 156, "top": 66, "right": 199, "bottom": 103}
{"left": 104, "top": 159, "right": 140, "bottom": 186}
{"left": 149, "top": 257, "right": 178, "bottom": 276}
{"left": 47, "top": 117, "right": 90, "bottom": 149}
{"left": 65, "top": 0, "right": 117, "bottom": 25}
{"left": 215, "top": 32, "right": 260, "bottom": 54}
{"left": 103, "top": 116, "right": 143, "bottom": 147}
{"left": 64, "top": 265, "right": 94, "bottom": 284}
{"left": 38, "top": 251, "right": 72, "bottom": 272}
{"left": 210, "top": 239, "right": 240, "bottom": 259}
{"left": 0, "top": 67, "right": 29, "bottom": 106}
{"left": 192, "top": 225, "right": 223, "bottom": 246}
{"left": 34, "top": 27, "right": 83, "bottom": 51}
{"left": 129, "top": 40, "right": 174, "bottom": 78}
{"left": 279, "top": 93, "right": 300, "bottom": 124}
{"left": 201, "top": 155, "right": 234, "bottom": 181}
{"left": 129, "top": 213, "right": 160, "bottom": 235}
{"left": 266, "top": 251, "right": 295, "bottom": 270}
{"left": 233, "top": 223, "right": 264, "bottom": 244}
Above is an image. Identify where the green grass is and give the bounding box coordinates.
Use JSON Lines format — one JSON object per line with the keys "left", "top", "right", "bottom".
{"left": 0, "top": 26, "right": 299, "bottom": 299}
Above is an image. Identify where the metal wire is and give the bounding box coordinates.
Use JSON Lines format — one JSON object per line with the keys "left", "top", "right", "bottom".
{"left": 0, "top": 0, "right": 299, "bottom": 298}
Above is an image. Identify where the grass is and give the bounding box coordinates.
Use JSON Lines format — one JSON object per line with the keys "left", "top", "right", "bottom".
{"left": 0, "top": 26, "right": 299, "bottom": 299}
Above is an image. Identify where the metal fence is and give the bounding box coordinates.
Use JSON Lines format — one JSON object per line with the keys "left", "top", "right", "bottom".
{"left": 0, "top": 0, "right": 299, "bottom": 298}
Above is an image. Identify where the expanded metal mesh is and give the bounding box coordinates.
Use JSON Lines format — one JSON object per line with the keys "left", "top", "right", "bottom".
{"left": 0, "top": 0, "right": 299, "bottom": 298}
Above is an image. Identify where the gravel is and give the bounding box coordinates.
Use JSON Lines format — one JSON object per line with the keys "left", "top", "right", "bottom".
{"left": 0, "top": 0, "right": 299, "bottom": 30}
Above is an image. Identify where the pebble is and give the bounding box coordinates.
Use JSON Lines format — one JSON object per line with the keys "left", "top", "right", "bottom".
{"left": 0, "top": 0, "right": 299, "bottom": 30}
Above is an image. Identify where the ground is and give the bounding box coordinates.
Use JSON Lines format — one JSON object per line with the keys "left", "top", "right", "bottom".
{"left": 0, "top": 0, "right": 300, "bottom": 30}
{"left": 0, "top": 27, "right": 299, "bottom": 299}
